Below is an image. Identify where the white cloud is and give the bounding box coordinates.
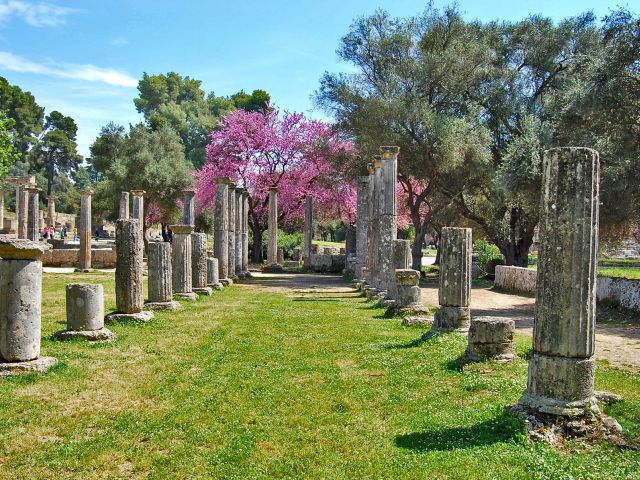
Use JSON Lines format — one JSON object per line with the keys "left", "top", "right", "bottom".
{"left": 0, "top": 51, "right": 138, "bottom": 87}
{"left": 0, "top": 0, "right": 76, "bottom": 27}
{"left": 111, "top": 36, "right": 129, "bottom": 47}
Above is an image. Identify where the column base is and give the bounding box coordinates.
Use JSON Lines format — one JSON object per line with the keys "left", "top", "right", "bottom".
{"left": 261, "top": 264, "right": 284, "bottom": 273}
{"left": 145, "top": 300, "right": 181, "bottom": 310}
{"left": 242, "top": 270, "right": 252, "bottom": 277}
{"left": 432, "top": 306, "right": 471, "bottom": 332}
{"left": 174, "top": 292, "right": 197, "bottom": 301}
{"left": 193, "top": 287, "right": 213, "bottom": 296}
{"left": 402, "top": 316, "right": 434, "bottom": 327}
{"left": 389, "top": 303, "right": 430, "bottom": 317}
{"left": 0, "top": 356, "right": 58, "bottom": 377}
{"left": 52, "top": 327, "right": 115, "bottom": 342}
{"left": 207, "top": 283, "right": 224, "bottom": 290}
{"left": 220, "top": 278, "right": 233, "bottom": 286}
{"left": 105, "top": 311, "right": 154, "bottom": 323}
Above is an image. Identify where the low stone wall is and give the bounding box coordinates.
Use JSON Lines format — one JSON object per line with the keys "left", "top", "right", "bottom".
{"left": 494, "top": 266, "right": 537, "bottom": 294}
{"left": 309, "top": 253, "right": 346, "bottom": 273}
{"left": 42, "top": 248, "right": 116, "bottom": 268}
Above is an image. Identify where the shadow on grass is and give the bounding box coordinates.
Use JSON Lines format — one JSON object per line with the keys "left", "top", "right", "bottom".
{"left": 292, "top": 298, "right": 340, "bottom": 303}
{"left": 395, "top": 411, "right": 524, "bottom": 452}
{"left": 384, "top": 330, "right": 442, "bottom": 349}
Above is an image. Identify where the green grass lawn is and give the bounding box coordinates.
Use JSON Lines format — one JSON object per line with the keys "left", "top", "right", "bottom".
{"left": 0, "top": 272, "right": 639, "bottom": 479}
{"left": 313, "top": 240, "right": 345, "bottom": 248}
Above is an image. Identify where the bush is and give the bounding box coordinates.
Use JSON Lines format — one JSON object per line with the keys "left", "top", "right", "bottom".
{"left": 262, "top": 230, "right": 304, "bottom": 259}
{"left": 473, "top": 239, "right": 505, "bottom": 277}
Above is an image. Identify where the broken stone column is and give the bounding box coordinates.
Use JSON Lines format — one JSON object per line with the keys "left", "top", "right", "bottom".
{"left": 433, "top": 227, "right": 472, "bottom": 332}
{"left": 105, "top": 219, "right": 154, "bottom": 323}
{"left": 264, "top": 186, "right": 283, "bottom": 272}
{"left": 18, "top": 183, "right": 29, "bottom": 239}
{"left": 464, "top": 317, "right": 515, "bottom": 363}
{"left": 53, "top": 284, "right": 115, "bottom": 341}
{"left": 26, "top": 185, "right": 40, "bottom": 241}
{"left": 227, "top": 182, "right": 237, "bottom": 280}
{"left": 0, "top": 239, "right": 57, "bottom": 376}
{"left": 303, "top": 195, "right": 313, "bottom": 269}
{"left": 77, "top": 188, "right": 93, "bottom": 272}
{"left": 119, "top": 191, "right": 129, "bottom": 219}
{"left": 394, "top": 239, "right": 411, "bottom": 270}
{"left": 391, "top": 269, "right": 428, "bottom": 315}
{"left": 131, "top": 190, "right": 145, "bottom": 235}
{"left": 46, "top": 195, "right": 56, "bottom": 227}
{"left": 520, "top": 147, "right": 602, "bottom": 417}
{"left": 214, "top": 177, "right": 231, "bottom": 285}
{"left": 145, "top": 241, "right": 180, "bottom": 310}
{"left": 235, "top": 188, "right": 243, "bottom": 277}
{"left": 242, "top": 190, "right": 250, "bottom": 276}
{"left": 171, "top": 224, "right": 197, "bottom": 300}
{"left": 183, "top": 189, "right": 196, "bottom": 225}
{"left": 355, "top": 177, "right": 369, "bottom": 280}
{"left": 378, "top": 146, "right": 399, "bottom": 294}
{"left": 207, "top": 257, "right": 223, "bottom": 290}
{"left": 192, "top": 232, "right": 212, "bottom": 295}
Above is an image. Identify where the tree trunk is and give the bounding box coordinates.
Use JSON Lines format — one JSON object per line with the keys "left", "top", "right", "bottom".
{"left": 499, "top": 238, "right": 532, "bottom": 267}
{"left": 251, "top": 225, "right": 263, "bottom": 263}
{"left": 411, "top": 223, "right": 426, "bottom": 271}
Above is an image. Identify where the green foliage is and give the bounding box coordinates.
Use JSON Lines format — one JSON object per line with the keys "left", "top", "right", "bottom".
{"left": 231, "top": 89, "right": 271, "bottom": 113}
{"left": 262, "top": 230, "right": 303, "bottom": 259}
{"left": 473, "top": 240, "right": 505, "bottom": 277}
{"left": 0, "top": 76, "right": 44, "bottom": 159}
{"left": 195, "top": 209, "right": 214, "bottom": 235}
{"left": 0, "top": 111, "right": 19, "bottom": 181}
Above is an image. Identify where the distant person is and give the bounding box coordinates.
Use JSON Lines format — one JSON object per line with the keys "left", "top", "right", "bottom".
{"left": 60, "top": 226, "right": 66, "bottom": 239}
{"left": 73, "top": 227, "right": 78, "bottom": 241}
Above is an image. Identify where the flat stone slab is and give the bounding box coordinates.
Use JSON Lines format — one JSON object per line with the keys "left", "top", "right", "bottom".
{"left": 402, "top": 316, "right": 434, "bottom": 327}
{"left": 174, "top": 292, "right": 197, "bottom": 301}
{"left": 262, "top": 264, "right": 284, "bottom": 273}
{"left": 144, "top": 300, "right": 181, "bottom": 311}
{"left": 207, "top": 283, "right": 223, "bottom": 290}
{"left": 193, "top": 287, "right": 213, "bottom": 296}
{"left": 0, "top": 356, "right": 58, "bottom": 377}
{"left": 105, "top": 311, "right": 154, "bottom": 323}
{"left": 0, "top": 238, "right": 51, "bottom": 259}
{"left": 53, "top": 327, "right": 116, "bottom": 342}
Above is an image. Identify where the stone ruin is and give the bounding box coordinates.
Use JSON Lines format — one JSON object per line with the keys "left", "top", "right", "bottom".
{"left": 53, "top": 283, "right": 115, "bottom": 342}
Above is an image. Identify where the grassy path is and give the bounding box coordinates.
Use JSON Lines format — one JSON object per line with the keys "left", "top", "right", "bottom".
{"left": 0, "top": 272, "right": 639, "bottom": 479}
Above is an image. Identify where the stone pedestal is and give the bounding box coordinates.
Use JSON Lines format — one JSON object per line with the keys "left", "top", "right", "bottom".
{"left": 119, "top": 191, "right": 129, "bottom": 219}
{"left": 390, "top": 269, "right": 428, "bottom": 315}
{"left": 26, "top": 185, "right": 40, "bottom": 241}
{"left": 227, "top": 183, "right": 237, "bottom": 280}
{"left": 146, "top": 241, "right": 180, "bottom": 310}
{"left": 0, "top": 239, "right": 57, "bottom": 376}
{"left": 433, "top": 227, "right": 472, "bottom": 332}
{"left": 520, "top": 147, "right": 601, "bottom": 417}
{"left": 131, "top": 190, "right": 145, "bottom": 235}
{"left": 303, "top": 195, "right": 313, "bottom": 269}
{"left": 191, "top": 232, "right": 212, "bottom": 296}
{"left": 77, "top": 188, "right": 93, "bottom": 272}
{"left": 207, "top": 257, "right": 223, "bottom": 290}
{"left": 214, "top": 177, "right": 231, "bottom": 285}
{"left": 241, "top": 191, "right": 250, "bottom": 276}
{"left": 171, "top": 224, "right": 197, "bottom": 300}
{"left": 106, "top": 219, "right": 154, "bottom": 323}
{"left": 464, "top": 316, "right": 515, "bottom": 362}
{"left": 53, "top": 283, "right": 115, "bottom": 341}
{"left": 46, "top": 195, "right": 56, "bottom": 227}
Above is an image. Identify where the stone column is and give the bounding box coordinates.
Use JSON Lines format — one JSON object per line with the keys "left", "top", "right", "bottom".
{"left": 303, "top": 195, "right": 313, "bottom": 269}
{"left": 266, "top": 187, "right": 280, "bottom": 269}
{"left": 364, "top": 163, "right": 376, "bottom": 284}
{"left": 235, "top": 189, "right": 243, "bottom": 277}
{"left": 47, "top": 195, "right": 56, "bottom": 227}
{"left": 227, "top": 182, "right": 237, "bottom": 280}
{"left": 53, "top": 284, "right": 115, "bottom": 341}
{"left": 433, "top": 227, "right": 472, "bottom": 332}
{"left": 394, "top": 239, "right": 411, "bottom": 270}
{"left": 365, "top": 156, "right": 383, "bottom": 295}
{"left": 378, "top": 146, "right": 399, "bottom": 294}
{"left": 214, "top": 177, "right": 231, "bottom": 285}
{"left": 0, "top": 239, "right": 57, "bottom": 375}
{"left": 77, "top": 188, "right": 93, "bottom": 272}
{"left": 26, "top": 185, "right": 40, "bottom": 241}
{"left": 17, "top": 183, "right": 29, "bottom": 239}
{"left": 119, "top": 191, "right": 130, "bottom": 219}
{"left": 106, "top": 219, "right": 154, "bottom": 323}
{"left": 207, "top": 257, "right": 223, "bottom": 290}
{"left": 171, "top": 224, "right": 197, "bottom": 300}
{"left": 520, "top": 147, "right": 601, "bottom": 417}
{"left": 391, "top": 269, "right": 428, "bottom": 315}
{"left": 355, "top": 177, "right": 369, "bottom": 280}
{"left": 0, "top": 190, "right": 4, "bottom": 232}
{"left": 183, "top": 189, "right": 196, "bottom": 225}
{"left": 131, "top": 190, "right": 146, "bottom": 235}
{"left": 192, "top": 232, "right": 212, "bottom": 295}
{"left": 242, "top": 191, "right": 250, "bottom": 276}
{"left": 146, "top": 241, "right": 180, "bottom": 310}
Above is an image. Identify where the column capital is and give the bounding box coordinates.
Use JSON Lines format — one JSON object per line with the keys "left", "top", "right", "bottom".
{"left": 170, "top": 224, "right": 195, "bottom": 235}
{"left": 380, "top": 146, "right": 400, "bottom": 158}
{"left": 215, "top": 176, "right": 230, "bottom": 184}
{"left": 373, "top": 156, "right": 383, "bottom": 169}
{"left": 183, "top": 189, "right": 196, "bottom": 196}
{"left": 81, "top": 188, "right": 94, "bottom": 196}
{"left": 268, "top": 186, "right": 278, "bottom": 192}
{"left": 47, "top": 194, "right": 57, "bottom": 201}
{"left": 24, "top": 184, "right": 41, "bottom": 193}
{"left": 130, "top": 189, "right": 146, "bottom": 196}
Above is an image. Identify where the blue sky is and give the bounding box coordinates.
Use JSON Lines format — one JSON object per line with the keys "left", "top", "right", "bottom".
{"left": 0, "top": 0, "right": 632, "bottom": 157}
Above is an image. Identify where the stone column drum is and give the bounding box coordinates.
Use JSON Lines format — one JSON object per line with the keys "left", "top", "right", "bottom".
{"left": 146, "top": 241, "right": 180, "bottom": 310}
{"left": 207, "top": 257, "right": 223, "bottom": 290}
{"left": 106, "top": 219, "right": 154, "bottom": 323}
{"left": 0, "top": 239, "right": 57, "bottom": 375}
{"left": 433, "top": 227, "right": 472, "bottom": 332}
{"left": 235, "top": 189, "right": 243, "bottom": 277}
{"left": 47, "top": 195, "right": 56, "bottom": 227}
{"left": 355, "top": 177, "right": 369, "bottom": 280}
{"left": 394, "top": 239, "right": 411, "bottom": 270}
{"left": 26, "top": 185, "right": 40, "bottom": 241}
{"left": 303, "top": 195, "right": 313, "bottom": 269}
{"left": 131, "top": 190, "right": 145, "bottom": 235}
{"left": 119, "top": 191, "right": 130, "bottom": 219}
{"left": 183, "top": 189, "right": 196, "bottom": 225}
{"left": 520, "top": 147, "right": 601, "bottom": 417}
{"left": 77, "top": 188, "right": 93, "bottom": 272}
{"left": 214, "top": 177, "right": 231, "bottom": 285}
{"left": 171, "top": 224, "right": 197, "bottom": 300}
{"left": 192, "top": 232, "right": 212, "bottom": 295}
{"left": 391, "top": 269, "right": 428, "bottom": 315}
{"left": 242, "top": 191, "right": 250, "bottom": 276}
{"left": 227, "top": 183, "right": 237, "bottom": 280}
{"left": 464, "top": 317, "right": 515, "bottom": 363}
{"left": 53, "top": 284, "right": 115, "bottom": 341}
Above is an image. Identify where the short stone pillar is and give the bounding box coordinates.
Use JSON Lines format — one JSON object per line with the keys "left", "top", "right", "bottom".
{"left": 53, "top": 284, "right": 115, "bottom": 341}
{"left": 215, "top": 177, "right": 231, "bottom": 285}
{"left": 464, "top": 317, "right": 515, "bottom": 363}
{"left": 520, "top": 147, "right": 601, "bottom": 417}
{"left": 227, "top": 183, "right": 237, "bottom": 280}
{"left": 146, "top": 241, "right": 180, "bottom": 310}
{"left": 207, "top": 257, "right": 223, "bottom": 290}
{"left": 119, "top": 191, "right": 129, "bottom": 219}
{"left": 47, "top": 194, "right": 56, "bottom": 227}
{"left": 277, "top": 247, "right": 284, "bottom": 264}
{"left": 355, "top": 177, "right": 369, "bottom": 279}
{"left": 106, "top": 219, "right": 154, "bottom": 323}
{"left": 303, "top": 195, "right": 313, "bottom": 269}
{"left": 241, "top": 190, "right": 250, "bottom": 276}
{"left": 0, "top": 239, "right": 57, "bottom": 376}
{"left": 131, "top": 190, "right": 145, "bottom": 235}
{"left": 264, "top": 186, "right": 283, "bottom": 272}
{"left": 433, "top": 227, "right": 472, "bottom": 332}
{"left": 171, "top": 224, "right": 197, "bottom": 300}
{"left": 192, "top": 232, "right": 212, "bottom": 295}
{"left": 183, "top": 189, "right": 196, "bottom": 225}
{"left": 25, "top": 185, "right": 40, "bottom": 241}
{"left": 391, "top": 269, "right": 428, "bottom": 315}
{"left": 234, "top": 189, "right": 243, "bottom": 277}
{"left": 77, "top": 188, "right": 93, "bottom": 272}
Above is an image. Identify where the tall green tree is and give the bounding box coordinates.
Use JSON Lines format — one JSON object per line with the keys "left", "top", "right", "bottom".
{"left": 0, "top": 111, "right": 19, "bottom": 181}
{"left": 0, "top": 76, "right": 44, "bottom": 160}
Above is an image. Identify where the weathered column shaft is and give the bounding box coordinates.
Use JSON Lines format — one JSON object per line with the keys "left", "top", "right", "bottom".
{"left": 119, "top": 191, "right": 129, "bottom": 219}
{"left": 131, "top": 190, "right": 145, "bottom": 234}
{"left": 191, "top": 232, "right": 208, "bottom": 289}
{"left": 207, "top": 257, "right": 221, "bottom": 287}
{"left": 303, "top": 195, "right": 313, "bottom": 269}
{"left": 355, "top": 177, "right": 369, "bottom": 279}
{"left": 235, "top": 190, "right": 242, "bottom": 275}
{"left": 371, "top": 157, "right": 383, "bottom": 288}
{"left": 47, "top": 195, "right": 56, "bottom": 226}
{"left": 183, "top": 190, "right": 195, "bottom": 225}
{"left": 522, "top": 147, "right": 600, "bottom": 414}
{"left": 393, "top": 239, "right": 411, "bottom": 270}
{"left": 78, "top": 189, "right": 93, "bottom": 270}
{"left": 365, "top": 165, "right": 376, "bottom": 283}
{"left": 268, "top": 187, "right": 279, "bottom": 265}
{"left": 66, "top": 283, "right": 104, "bottom": 331}
{"left": 214, "top": 178, "right": 229, "bottom": 281}
{"left": 27, "top": 188, "right": 40, "bottom": 241}
{"left": 228, "top": 185, "right": 236, "bottom": 277}
{"left": 115, "top": 219, "right": 144, "bottom": 313}
{"left": 148, "top": 241, "right": 173, "bottom": 303}
{"left": 378, "top": 146, "right": 399, "bottom": 292}
{"left": 18, "top": 186, "right": 29, "bottom": 239}
{"left": 242, "top": 192, "right": 250, "bottom": 274}
{"left": 172, "top": 225, "right": 194, "bottom": 294}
